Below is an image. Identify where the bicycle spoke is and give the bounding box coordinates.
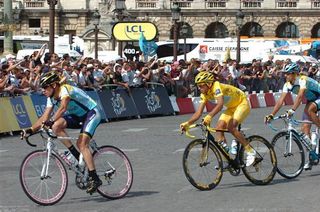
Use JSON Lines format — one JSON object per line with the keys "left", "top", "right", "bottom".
{"left": 183, "top": 139, "right": 222, "bottom": 190}
{"left": 241, "top": 135, "right": 277, "bottom": 185}
{"left": 95, "top": 146, "right": 133, "bottom": 199}
{"left": 20, "top": 151, "right": 68, "bottom": 205}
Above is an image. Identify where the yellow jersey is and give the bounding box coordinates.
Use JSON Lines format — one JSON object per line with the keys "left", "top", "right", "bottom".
{"left": 200, "top": 81, "right": 246, "bottom": 108}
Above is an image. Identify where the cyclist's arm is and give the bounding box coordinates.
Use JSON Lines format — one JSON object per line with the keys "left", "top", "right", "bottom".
{"left": 207, "top": 95, "right": 223, "bottom": 118}
{"left": 52, "top": 96, "right": 70, "bottom": 122}
{"left": 292, "top": 88, "right": 305, "bottom": 111}
{"left": 186, "top": 102, "right": 206, "bottom": 125}
{"left": 270, "top": 92, "right": 287, "bottom": 116}
{"left": 31, "top": 106, "right": 53, "bottom": 132}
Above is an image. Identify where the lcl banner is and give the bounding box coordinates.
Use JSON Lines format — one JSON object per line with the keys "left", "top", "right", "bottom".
{"left": 30, "top": 93, "right": 47, "bottom": 118}
{"left": 10, "top": 96, "right": 38, "bottom": 129}
{"left": 97, "top": 89, "right": 139, "bottom": 119}
{"left": 131, "top": 86, "right": 174, "bottom": 116}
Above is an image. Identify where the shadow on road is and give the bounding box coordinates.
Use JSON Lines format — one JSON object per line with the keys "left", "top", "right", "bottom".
{"left": 58, "top": 190, "right": 159, "bottom": 205}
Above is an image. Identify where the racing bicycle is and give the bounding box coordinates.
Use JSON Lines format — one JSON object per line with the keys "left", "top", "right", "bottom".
{"left": 268, "top": 114, "right": 320, "bottom": 179}
{"left": 181, "top": 123, "right": 277, "bottom": 191}
{"left": 19, "top": 126, "right": 133, "bottom": 205}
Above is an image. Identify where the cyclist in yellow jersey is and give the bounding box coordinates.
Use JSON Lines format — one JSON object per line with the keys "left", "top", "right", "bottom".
{"left": 180, "top": 71, "right": 256, "bottom": 166}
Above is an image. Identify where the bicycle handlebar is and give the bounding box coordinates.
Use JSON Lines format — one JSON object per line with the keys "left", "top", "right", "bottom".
{"left": 267, "top": 113, "right": 313, "bottom": 131}
{"left": 181, "top": 123, "right": 228, "bottom": 139}
{"left": 21, "top": 124, "right": 57, "bottom": 147}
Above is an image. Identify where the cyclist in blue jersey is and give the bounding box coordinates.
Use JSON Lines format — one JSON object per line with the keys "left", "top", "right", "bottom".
{"left": 265, "top": 63, "right": 320, "bottom": 169}
{"left": 22, "top": 71, "right": 102, "bottom": 194}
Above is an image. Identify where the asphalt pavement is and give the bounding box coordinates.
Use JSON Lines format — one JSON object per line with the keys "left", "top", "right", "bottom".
{"left": 0, "top": 106, "right": 319, "bottom": 212}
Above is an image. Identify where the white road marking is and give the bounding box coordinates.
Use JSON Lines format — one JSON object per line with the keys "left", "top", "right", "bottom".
{"left": 122, "top": 128, "right": 148, "bottom": 132}
{"left": 241, "top": 127, "right": 251, "bottom": 131}
{"left": 120, "top": 148, "right": 139, "bottom": 152}
{"left": 0, "top": 150, "right": 8, "bottom": 154}
{"left": 177, "top": 185, "right": 194, "bottom": 193}
{"left": 173, "top": 128, "right": 250, "bottom": 132}
{"left": 173, "top": 148, "right": 186, "bottom": 154}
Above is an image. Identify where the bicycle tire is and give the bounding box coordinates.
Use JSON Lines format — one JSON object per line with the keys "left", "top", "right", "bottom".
{"left": 182, "top": 139, "right": 223, "bottom": 191}
{"left": 240, "top": 135, "right": 277, "bottom": 185}
{"left": 94, "top": 145, "right": 133, "bottom": 199}
{"left": 271, "top": 131, "right": 305, "bottom": 179}
{"left": 19, "top": 150, "right": 68, "bottom": 206}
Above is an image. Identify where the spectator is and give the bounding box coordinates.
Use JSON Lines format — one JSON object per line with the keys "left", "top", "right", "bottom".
{"left": 92, "top": 63, "right": 105, "bottom": 88}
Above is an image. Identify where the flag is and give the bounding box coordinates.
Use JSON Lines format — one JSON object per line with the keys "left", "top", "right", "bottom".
{"left": 139, "top": 32, "right": 158, "bottom": 57}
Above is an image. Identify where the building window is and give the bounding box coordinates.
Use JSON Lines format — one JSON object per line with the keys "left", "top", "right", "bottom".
{"left": 170, "top": 0, "right": 193, "bottom": 8}
{"left": 136, "top": 0, "right": 158, "bottom": 8}
{"left": 205, "top": 0, "right": 227, "bottom": 8}
{"left": 242, "top": 0, "right": 263, "bottom": 8}
{"left": 276, "top": 0, "right": 298, "bottom": 8}
{"left": 313, "top": 0, "right": 320, "bottom": 7}
{"left": 276, "top": 22, "right": 299, "bottom": 38}
{"left": 29, "top": 19, "right": 41, "bottom": 28}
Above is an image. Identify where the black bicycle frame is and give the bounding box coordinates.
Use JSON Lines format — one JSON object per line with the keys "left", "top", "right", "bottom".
{"left": 207, "top": 132, "right": 241, "bottom": 169}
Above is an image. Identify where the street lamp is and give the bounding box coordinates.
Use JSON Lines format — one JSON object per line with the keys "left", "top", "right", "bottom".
{"left": 1, "top": 0, "right": 22, "bottom": 54}
{"left": 47, "top": 0, "right": 58, "bottom": 54}
{"left": 171, "top": 2, "right": 181, "bottom": 62}
{"left": 92, "top": 9, "right": 101, "bottom": 60}
{"left": 235, "top": 9, "right": 244, "bottom": 63}
{"left": 115, "top": 0, "right": 126, "bottom": 57}
{"left": 181, "top": 23, "right": 188, "bottom": 61}
{"left": 110, "top": 17, "right": 116, "bottom": 50}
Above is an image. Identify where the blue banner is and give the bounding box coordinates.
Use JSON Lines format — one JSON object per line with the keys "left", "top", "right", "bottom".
{"left": 97, "top": 89, "right": 139, "bottom": 119}
{"left": 30, "top": 93, "right": 47, "bottom": 118}
{"left": 131, "top": 86, "right": 174, "bottom": 116}
{"left": 10, "top": 96, "right": 32, "bottom": 128}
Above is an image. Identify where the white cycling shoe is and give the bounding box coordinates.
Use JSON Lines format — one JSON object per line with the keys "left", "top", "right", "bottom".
{"left": 245, "top": 149, "right": 256, "bottom": 167}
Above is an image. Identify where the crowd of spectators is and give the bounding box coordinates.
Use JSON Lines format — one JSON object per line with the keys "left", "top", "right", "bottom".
{"left": 1, "top": 44, "right": 320, "bottom": 98}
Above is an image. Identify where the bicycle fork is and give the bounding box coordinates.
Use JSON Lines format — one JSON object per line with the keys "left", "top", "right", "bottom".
{"left": 41, "top": 139, "right": 55, "bottom": 180}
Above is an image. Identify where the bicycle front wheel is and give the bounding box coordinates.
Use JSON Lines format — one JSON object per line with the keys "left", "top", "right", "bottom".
{"left": 182, "top": 139, "right": 223, "bottom": 191}
{"left": 272, "top": 131, "right": 305, "bottom": 179}
{"left": 240, "top": 135, "right": 277, "bottom": 185}
{"left": 19, "top": 150, "right": 68, "bottom": 206}
{"left": 93, "top": 145, "right": 133, "bottom": 199}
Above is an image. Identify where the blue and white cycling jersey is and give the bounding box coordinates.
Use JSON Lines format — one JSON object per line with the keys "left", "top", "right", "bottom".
{"left": 283, "top": 75, "right": 320, "bottom": 102}
{"left": 46, "top": 84, "right": 97, "bottom": 116}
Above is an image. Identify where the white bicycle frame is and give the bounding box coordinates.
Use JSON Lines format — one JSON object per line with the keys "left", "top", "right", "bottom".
{"left": 269, "top": 115, "right": 319, "bottom": 155}
{"left": 35, "top": 128, "right": 99, "bottom": 180}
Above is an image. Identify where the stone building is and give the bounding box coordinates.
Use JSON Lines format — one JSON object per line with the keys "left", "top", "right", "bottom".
{"left": 0, "top": 0, "right": 320, "bottom": 54}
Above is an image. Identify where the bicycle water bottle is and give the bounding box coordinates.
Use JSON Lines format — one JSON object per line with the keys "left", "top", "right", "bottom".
{"left": 230, "top": 139, "right": 238, "bottom": 155}
{"left": 301, "top": 133, "right": 313, "bottom": 150}
{"left": 219, "top": 141, "right": 229, "bottom": 153}
{"left": 311, "top": 132, "right": 318, "bottom": 146}
{"left": 64, "top": 151, "right": 78, "bottom": 167}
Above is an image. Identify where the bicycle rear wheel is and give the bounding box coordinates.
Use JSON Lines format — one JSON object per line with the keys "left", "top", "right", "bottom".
{"left": 182, "top": 139, "right": 223, "bottom": 191}
{"left": 93, "top": 145, "right": 133, "bottom": 199}
{"left": 240, "top": 135, "right": 277, "bottom": 185}
{"left": 272, "top": 131, "right": 305, "bottom": 179}
{"left": 19, "top": 150, "right": 68, "bottom": 206}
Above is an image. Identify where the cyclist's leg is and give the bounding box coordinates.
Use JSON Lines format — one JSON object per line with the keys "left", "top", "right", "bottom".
{"left": 227, "top": 99, "right": 250, "bottom": 147}
{"left": 51, "top": 117, "right": 71, "bottom": 147}
{"left": 53, "top": 115, "right": 82, "bottom": 160}
{"left": 216, "top": 108, "right": 234, "bottom": 142}
{"left": 76, "top": 108, "right": 102, "bottom": 193}
{"left": 303, "top": 101, "right": 320, "bottom": 169}
{"left": 304, "top": 100, "right": 320, "bottom": 128}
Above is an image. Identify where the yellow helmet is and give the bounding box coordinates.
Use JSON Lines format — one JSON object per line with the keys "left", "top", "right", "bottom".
{"left": 195, "top": 71, "right": 214, "bottom": 84}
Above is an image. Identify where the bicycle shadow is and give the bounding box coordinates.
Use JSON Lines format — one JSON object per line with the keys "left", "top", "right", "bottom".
{"left": 214, "top": 176, "right": 300, "bottom": 190}
{"left": 58, "top": 190, "right": 159, "bottom": 205}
